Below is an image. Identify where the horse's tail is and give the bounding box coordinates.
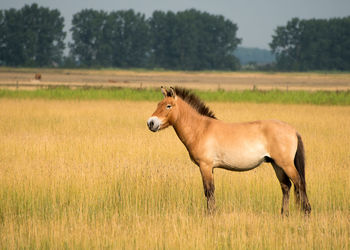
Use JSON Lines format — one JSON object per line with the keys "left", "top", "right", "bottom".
{"left": 294, "top": 133, "right": 306, "bottom": 188}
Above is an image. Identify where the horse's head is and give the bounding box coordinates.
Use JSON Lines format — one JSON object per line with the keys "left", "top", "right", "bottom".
{"left": 147, "top": 87, "right": 178, "bottom": 132}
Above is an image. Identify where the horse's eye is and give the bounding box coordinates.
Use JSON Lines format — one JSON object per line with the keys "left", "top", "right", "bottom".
{"left": 166, "top": 104, "right": 172, "bottom": 109}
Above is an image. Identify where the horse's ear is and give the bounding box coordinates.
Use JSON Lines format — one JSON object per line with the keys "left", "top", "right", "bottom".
{"left": 169, "top": 87, "right": 176, "bottom": 99}
{"left": 161, "top": 86, "right": 168, "bottom": 98}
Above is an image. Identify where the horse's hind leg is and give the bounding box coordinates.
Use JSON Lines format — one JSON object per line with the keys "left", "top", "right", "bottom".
{"left": 277, "top": 162, "right": 311, "bottom": 215}
{"left": 272, "top": 162, "right": 291, "bottom": 216}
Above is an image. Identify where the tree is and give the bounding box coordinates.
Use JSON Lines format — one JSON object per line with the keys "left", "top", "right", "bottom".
{"left": 69, "top": 9, "right": 109, "bottom": 67}
{"left": 0, "top": 11, "right": 4, "bottom": 65}
{"left": 270, "top": 18, "right": 302, "bottom": 70}
{"left": 108, "top": 10, "right": 150, "bottom": 67}
{"left": 0, "top": 8, "right": 24, "bottom": 66}
{"left": 148, "top": 10, "right": 177, "bottom": 68}
{"left": 0, "top": 4, "right": 65, "bottom": 67}
{"left": 149, "top": 9, "right": 241, "bottom": 70}
{"left": 70, "top": 9, "right": 150, "bottom": 67}
{"left": 270, "top": 16, "right": 350, "bottom": 71}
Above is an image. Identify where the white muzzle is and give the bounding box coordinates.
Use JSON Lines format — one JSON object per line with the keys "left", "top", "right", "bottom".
{"left": 147, "top": 116, "right": 161, "bottom": 132}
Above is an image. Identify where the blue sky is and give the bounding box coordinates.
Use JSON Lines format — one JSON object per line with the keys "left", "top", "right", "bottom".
{"left": 1, "top": 0, "right": 350, "bottom": 49}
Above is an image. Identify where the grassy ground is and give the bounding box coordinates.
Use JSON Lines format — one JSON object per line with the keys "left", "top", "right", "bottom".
{"left": 1, "top": 87, "right": 350, "bottom": 105}
{"left": 0, "top": 99, "right": 349, "bottom": 249}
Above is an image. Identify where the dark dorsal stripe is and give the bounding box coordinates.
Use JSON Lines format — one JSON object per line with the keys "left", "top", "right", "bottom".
{"left": 171, "top": 87, "right": 217, "bottom": 119}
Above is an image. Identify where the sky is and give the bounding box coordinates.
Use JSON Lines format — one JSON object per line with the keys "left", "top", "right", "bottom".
{"left": 1, "top": 0, "right": 350, "bottom": 49}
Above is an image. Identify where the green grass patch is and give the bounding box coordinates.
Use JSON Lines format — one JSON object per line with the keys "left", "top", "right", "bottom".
{"left": 0, "top": 87, "right": 349, "bottom": 105}
{"left": 197, "top": 89, "right": 350, "bottom": 105}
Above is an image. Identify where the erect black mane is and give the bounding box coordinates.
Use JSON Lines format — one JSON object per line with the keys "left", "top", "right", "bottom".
{"left": 171, "top": 87, "right": 217, "bottom": 119}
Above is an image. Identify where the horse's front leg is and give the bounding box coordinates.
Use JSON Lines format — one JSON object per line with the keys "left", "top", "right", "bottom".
{"left": 199, "top": 163, "right": 215, "bottom": 214}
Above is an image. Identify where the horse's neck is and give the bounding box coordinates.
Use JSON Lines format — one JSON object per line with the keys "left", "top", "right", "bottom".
{"left": 172, "top": 99, "right": 207, "bottom": 149}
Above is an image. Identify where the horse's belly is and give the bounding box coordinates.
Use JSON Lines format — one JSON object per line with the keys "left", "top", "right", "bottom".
{"left": 211, "top": 146, "right": 269, "bottom": 171}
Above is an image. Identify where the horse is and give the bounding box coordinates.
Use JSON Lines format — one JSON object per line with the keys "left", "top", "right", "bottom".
{"left": 147, "top": 87, "right": 311, "bottom": 216}
{"left": 34, "top": 73, "right": 42, "bottom": 80}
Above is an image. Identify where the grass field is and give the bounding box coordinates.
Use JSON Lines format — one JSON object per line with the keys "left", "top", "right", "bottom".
{"left": 0, "top": 97, "right": 349, "bottom": 249}
{"left": 1, "top": 87, "right": 350, "bottom": 106}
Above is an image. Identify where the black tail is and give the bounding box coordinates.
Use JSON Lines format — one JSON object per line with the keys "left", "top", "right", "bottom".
{"left": 294, "top": 133, "right": 306, "bottom": 188}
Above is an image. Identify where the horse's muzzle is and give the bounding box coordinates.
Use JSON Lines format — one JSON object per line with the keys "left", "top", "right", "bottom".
{"left": 147, "top": 116, "right": 161, "bottom": 132}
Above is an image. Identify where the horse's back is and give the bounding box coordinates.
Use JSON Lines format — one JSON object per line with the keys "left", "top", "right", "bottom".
{"left": 209, "top": 119, "right": 297, "bottom": 140}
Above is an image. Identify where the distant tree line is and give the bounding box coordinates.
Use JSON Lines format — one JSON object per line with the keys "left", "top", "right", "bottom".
{"left": 0, "top": 4, "right": 65, "bottom": 67}
{"left": 270, "top": 17, "right": 350, "bottom": 71}
{"left": 69, "top": 9, "right": 241, "bottom": 70}
{"left": 0, "top": 4, "right": 241, "bottom": 70}
{"left": 69, "top": 9, "right": 151, "bottom": 68}
{"left": 1, "top": 4, "right": 350, "bottom": 71}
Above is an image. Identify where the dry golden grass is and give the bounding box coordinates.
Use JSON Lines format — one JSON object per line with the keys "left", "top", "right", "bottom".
{"left": 1, "top": 68, "right": 350, "bottom": 91}
{"left": 0, "top": 99, "right": 349, "bottom": 249}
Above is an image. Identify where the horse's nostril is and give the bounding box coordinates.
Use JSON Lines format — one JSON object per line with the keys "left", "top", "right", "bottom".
{"left": 147, "top": 117, "right": 160, "bottom": 132}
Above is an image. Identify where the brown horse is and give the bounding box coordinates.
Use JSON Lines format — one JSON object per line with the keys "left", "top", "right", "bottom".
{"left": 147, "top": 87, "right": 311, "bottom": 216}
{"left": 34, "top": 73, "right": 42, "bottom": 80}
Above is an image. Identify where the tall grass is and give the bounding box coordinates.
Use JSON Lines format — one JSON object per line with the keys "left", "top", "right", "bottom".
{"left": 1, "top": 87, "right": 350, "bottom": 105}
{"left": 0, "top": 99, "right": 349, "bottom": 249}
